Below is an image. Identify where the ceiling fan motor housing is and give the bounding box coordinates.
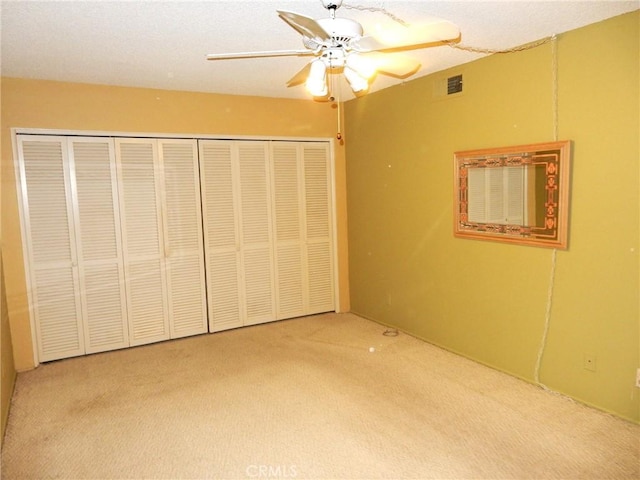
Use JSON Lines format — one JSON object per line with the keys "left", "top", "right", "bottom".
{"left": 316, "top": 18, "right": 363, "bottom": 47}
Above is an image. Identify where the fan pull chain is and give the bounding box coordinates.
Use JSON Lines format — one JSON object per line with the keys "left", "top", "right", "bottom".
{"left": 336, "top": 99, "right": 343, "bottom": 141}
{"left": 329, "top": 67, "right": 343, "bottom": 141}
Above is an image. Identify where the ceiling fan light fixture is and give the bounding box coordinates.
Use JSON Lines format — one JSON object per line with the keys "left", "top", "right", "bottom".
{"left": 306, "top": 59, "right": 328, "bottom": 97}
{"left": 345, "top": 53, "right": 376, "bottom": 79}
{"left": 206, "top": 6, "right": 460, "bottom": 101}
{"left": 344, "top": 66, "right": 369, "bottom": 93}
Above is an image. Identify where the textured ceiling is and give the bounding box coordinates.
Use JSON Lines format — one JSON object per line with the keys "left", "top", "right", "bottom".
{"left": 1, "top": 1, "right": 638, "bottom": 101}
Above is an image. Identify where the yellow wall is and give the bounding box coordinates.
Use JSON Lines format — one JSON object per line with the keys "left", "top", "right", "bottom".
{"left": 345, "top": 12, "right": 639, "bottom": 421}
{"left": 1, "top": 78, "right": 350, "bottom": 370}
{"left": 1, "top": 256, "right": 16, "bottom": 445}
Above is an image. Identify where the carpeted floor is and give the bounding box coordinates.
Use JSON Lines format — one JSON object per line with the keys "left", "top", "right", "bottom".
{"left": 2, "top": 313, "right": 638, "bottom": 479}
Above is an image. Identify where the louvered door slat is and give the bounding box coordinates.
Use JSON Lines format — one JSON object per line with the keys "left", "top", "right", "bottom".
{"left": 208, "top": 252, "right": 242, "bottom": 330}
{"left": 160, "top": 140, "right": 207, "bottom": 338}
{"left": 116, "top": 139, "right": 170, "bottom": 346}
{"left": 238, "top": 143, "right": 273, "bottom": 244}
{"left": 307, "top": 242, "right": 334, "bottom": 313}
{"left": 118, "top": 142, "right": 162, "bottom": 256}
{"left": 72, "top": 141, "right": 119, "bottom": 260}
{"left": 304, "top": 144, "right": 331, "bottom": 239}
{"left": 303, "top": 143, "right": 334, "bottom": 314}
{"left": 271, "top": 143, "right": 305, "bottom": 319}
{"left": 19, "top": 136, "right": 84, "bottom": 361}
{"left": 238, "top": 142, "right": 276, "bottom": 324}
{"left": 243, "top": 247, "right": 276, "bottom": 325}
{"left": 70, "top": 138, "right": 129, "bottom": 353}
{"left": 272, "top": 144, "right": 301, "bottom": 241}
{"left": 22, "top": 141, "right": 74, "bottom": 264}
{"left": 34, "top": 267, "right": 83, "bottom": 357}
{"left": 202, "top": 143, "right": 237, "bottom": 249}
{"left": 128, "top": 260, "right": 168, "bottom": 340}
{"left": 83, "top": 264, "right": 128, "bottom": 348}
{"left": 274, "top": 244, "right": 304, "bottom": 317}
{"left": 199, "top": 140, "right": 242, "bottom": 331}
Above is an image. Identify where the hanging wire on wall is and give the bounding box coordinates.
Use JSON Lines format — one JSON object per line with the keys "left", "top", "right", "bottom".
{"left": 551, "top": 34, "right": 559, "bottom": 142}
{"left": 343, "top": 3, "right": 409, "bottom": 26}
{"left": 344, "top": 3, "right": 555, "bottom": 55}
{"left": 534, "top": 34, "right": 560, "bottom": 389}
{"left": 446, "top": 36, "right": 554, "bottom": 55}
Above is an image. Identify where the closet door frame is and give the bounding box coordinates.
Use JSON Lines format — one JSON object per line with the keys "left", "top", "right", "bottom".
{"left": 12, "top": 128, "right": 340, "bottom": 366}
{"left": 14, "top": 132, "right": 41, "bottom": 367}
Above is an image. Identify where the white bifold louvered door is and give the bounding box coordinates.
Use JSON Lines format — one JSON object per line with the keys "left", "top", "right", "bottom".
{"left": 200, "top": 139, "right": 334, "bottom": 332}
{"left": 70, "top": 138, "right": 129, "bottom": 354}
{"left": 271, "top": 142, "right": 334, "bottom": 319}
{"left": 199, "top": 140, "right": 277, "bottom": 332}
{"left": 158, "top": 140, "right": 207, "bottom": 338}
{"left": 300, "top": 142, "right": 335, "bottom": 314}
{"left": 17, "top": 136, "right": 128, "bottom": 361}
{"left": 116, "top": 139, "right": 171, "bottom": 345}
{"left": 115, "top": 138, "right": 207, "bottom": 346}
{"left": 237, "top": 142, "right": 277, "bottom": 327}
{"left": 18, "top": 136, "right": 85, "bottom": 361}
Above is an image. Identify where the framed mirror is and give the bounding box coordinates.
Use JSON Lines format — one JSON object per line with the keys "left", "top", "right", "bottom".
{"left": 454, "top": 140, "right": 571, "bottom": 249}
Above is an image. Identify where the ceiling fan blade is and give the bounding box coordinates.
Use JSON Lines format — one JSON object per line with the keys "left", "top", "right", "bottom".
{"left": 363, "top": 52, "right": 422, "bottom": 78}
{"left": 207, "top": 49, "right": 314, "bottom": 60}
{"left": 286, "top": 63, "right": 312, "bottom": 87}
{"left": 353, "top": 20, "right": 460, "bottom": 52}
{"left": 277, "top": 10, "right": 331, "bottom": 43}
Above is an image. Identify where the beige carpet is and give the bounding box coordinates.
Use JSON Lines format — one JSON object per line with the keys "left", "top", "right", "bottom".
{"left": 1, "top": 313, "right": 638, "bottom": 479}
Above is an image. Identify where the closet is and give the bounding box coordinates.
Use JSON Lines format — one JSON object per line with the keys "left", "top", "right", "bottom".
{"left": 16, "top": 133, "right": 335, "bottom": 362}
{"left": 199, "top": 140, "right": 334, "bottom": 332}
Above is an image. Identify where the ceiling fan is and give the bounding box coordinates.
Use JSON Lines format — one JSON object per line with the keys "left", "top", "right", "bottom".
{"left": 206, "top": 0, "right": 460, "bottom": 100}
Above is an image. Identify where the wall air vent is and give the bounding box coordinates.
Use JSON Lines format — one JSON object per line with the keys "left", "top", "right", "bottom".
{"left": 447, "top": 74, "right": 463, "bottom": 95}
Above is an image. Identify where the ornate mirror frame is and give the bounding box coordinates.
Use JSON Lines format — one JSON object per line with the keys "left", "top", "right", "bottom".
{"left": 454, "top": 140, "right": 571, "bottom": 249}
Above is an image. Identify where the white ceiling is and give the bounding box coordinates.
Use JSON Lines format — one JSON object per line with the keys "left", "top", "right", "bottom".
{"left": 1, "top": 1, "right": 638, "bottom": 101}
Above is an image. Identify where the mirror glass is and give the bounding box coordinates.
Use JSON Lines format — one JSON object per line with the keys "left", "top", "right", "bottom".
{"left": 454, "top": 140, "right": 571, "bottom": 249}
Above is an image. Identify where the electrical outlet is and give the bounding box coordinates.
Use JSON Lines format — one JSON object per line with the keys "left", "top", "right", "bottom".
{"left": 583, "top": 354, "right": 597, "bottom": 372}
{"left": 635, "top": 368, "right": 640, "bottom": 388}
